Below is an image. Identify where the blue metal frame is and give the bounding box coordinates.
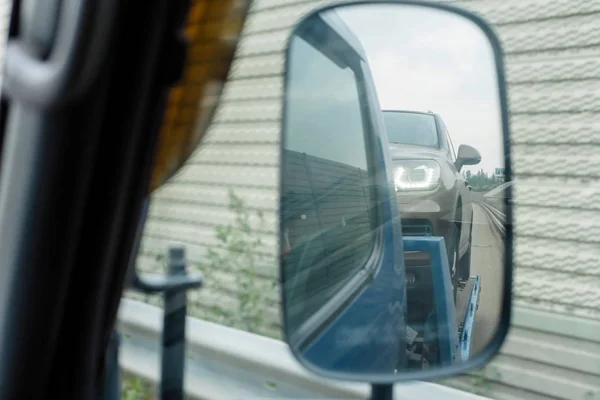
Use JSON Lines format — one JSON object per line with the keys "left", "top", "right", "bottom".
{"left": 301, "top": 234, "right": 479, "bottom": 373}
{"left": 300, "top": 191, "right": 407, "bottom": 376}
{"left": 403, "top": 236, "right": 459, "bottom": 364}
{"left": 282, "top": 6, "right": 409, "bottom": 381}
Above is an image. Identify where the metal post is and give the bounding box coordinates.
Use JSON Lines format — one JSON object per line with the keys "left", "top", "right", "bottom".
{"left": 102, "top": 330, "right": 121, "bottom": 400}
{"left": 160, "top": 244, "right": 188, "bottom": 400}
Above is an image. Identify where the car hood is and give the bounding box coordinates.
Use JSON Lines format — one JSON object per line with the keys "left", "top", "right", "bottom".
{"left": 388, "top": 143, "right": 444, "bottom": 160}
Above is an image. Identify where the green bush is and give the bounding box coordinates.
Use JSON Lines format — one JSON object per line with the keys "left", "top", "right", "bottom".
{"left": 121, "top": 374, "right": 154, "bottom": 400}
{"left": 195, "top": 189, "right": 275, "bottom": 335}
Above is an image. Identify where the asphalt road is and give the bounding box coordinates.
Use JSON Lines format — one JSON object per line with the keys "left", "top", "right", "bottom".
{"left": 468, "top": 203, "right": 505, "bottom": 355}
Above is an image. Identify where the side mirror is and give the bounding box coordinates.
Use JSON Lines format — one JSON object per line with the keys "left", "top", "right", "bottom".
{"left": 278, "top": 0, "right": 512, "bottom": 387}
{"left": 455, "top": 144, "right": 482, "bottom": 171}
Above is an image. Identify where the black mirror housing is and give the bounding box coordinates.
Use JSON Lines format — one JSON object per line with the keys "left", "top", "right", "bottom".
{"left": 278, "top": 0, "right": 513, "bottom": 387}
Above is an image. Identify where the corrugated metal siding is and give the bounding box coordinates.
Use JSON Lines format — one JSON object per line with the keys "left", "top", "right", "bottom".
{"left": 281, "top": 150, "right": 374, "bottom": 331}
{"left": 128, "top": 0, "right": 600, "bottom": 397}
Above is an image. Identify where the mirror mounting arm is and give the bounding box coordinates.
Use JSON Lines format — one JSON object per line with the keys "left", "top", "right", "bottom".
{"left": 371, "top": 384, "right": 394, "bottom": 400}
{"left": 130, "top": 269, "right": 203, "bottom": 294}
{"left": 123, "top": 200, "right": 202, "bottom": 399}
{"left": 454, "top": 160, "right": 464, "bottom": 172}
{"left": 127, "top": 245, "right": 203, "bottom": 400}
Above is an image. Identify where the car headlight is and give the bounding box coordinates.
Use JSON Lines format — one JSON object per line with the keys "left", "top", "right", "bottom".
{"left": 394, "top": 160, "right": 441, "bottom": 191}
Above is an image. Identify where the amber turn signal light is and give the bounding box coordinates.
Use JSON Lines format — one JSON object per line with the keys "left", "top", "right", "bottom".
{"left": 149, "top": 0, "right": 251, "bottom": 193}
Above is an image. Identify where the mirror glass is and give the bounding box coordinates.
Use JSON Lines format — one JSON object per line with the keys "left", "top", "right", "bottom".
{"left": 279, "top": 2, "right": 509, "bottom": 380}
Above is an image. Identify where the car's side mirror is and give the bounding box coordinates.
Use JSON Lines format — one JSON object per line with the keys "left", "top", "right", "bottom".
{"left": 455, "top": 144, "right": 482, "bottom": 171}
{"left": 277, "top": 0, "right": 512, "bottom": 389}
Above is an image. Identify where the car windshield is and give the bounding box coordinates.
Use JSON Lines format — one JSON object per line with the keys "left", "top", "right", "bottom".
{"left": 382, "top": 111, "right": 439, "bottom": 148}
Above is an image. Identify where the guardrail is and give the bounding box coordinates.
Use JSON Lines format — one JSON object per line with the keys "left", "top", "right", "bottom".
{"left": 118, "top": 297, "right": 600, "bottom": 400}
{"left": 477, "top": 201, "right": 506, "bottom": 237}
{"left": 117, "top": 298, "right": 490, "bottom": 400}
{"left": 443, "top": 306, "right": 600, "bottom": 399}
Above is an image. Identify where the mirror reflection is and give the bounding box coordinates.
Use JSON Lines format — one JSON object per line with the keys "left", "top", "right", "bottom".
{"left": 280, "top": 2, "right": 507, "bottom": 379}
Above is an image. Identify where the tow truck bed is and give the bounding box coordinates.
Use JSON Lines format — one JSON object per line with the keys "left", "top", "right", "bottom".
{"left": 455, "top": 276, "right": 481, "bottom": 361}
{"left": 403, "top": 236, "right": 482, "bottom": 366}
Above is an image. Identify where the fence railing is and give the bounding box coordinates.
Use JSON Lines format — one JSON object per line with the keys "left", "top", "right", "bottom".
{"left": 124, "top": 208, "right": 600, "bottom": 400}
{"left": 118, "top": 295, "right": 600, "bottom": 400}
{"left": 477, "top": 201, "right": 506, "bottom": 237}
{"left": 441, "top": 306, "right": 600, "bottom": 399}
{"left": 117, "top": 297, "right": 491, "bottom": 400}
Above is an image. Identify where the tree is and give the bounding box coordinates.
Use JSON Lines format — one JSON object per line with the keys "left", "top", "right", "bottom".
{"left": 462, "top": 169, "right": 502, "bottom": 192}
